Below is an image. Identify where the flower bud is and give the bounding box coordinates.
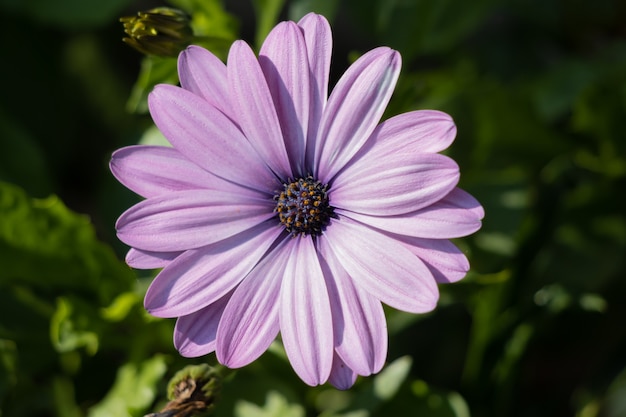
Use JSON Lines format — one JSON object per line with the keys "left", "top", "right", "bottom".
{"left": 143, "top": 364, "right": 222, "bottom": 417}
{"left": 120, "top": 7, "right": 193, "bottom": 57}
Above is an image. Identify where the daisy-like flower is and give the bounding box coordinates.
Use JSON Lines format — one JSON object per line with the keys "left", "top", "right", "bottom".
{"left": 111, "top": 13, "right": 483, "bottom": 389}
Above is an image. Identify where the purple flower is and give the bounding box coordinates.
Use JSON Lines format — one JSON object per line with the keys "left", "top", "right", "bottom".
{"left": 111, "top": 13, "right": 483, "bottom": 389}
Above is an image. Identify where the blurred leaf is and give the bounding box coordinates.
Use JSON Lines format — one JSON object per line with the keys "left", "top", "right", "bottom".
{"left": 252, "top": 0, "right": 286, "bottom": 48}
{"left": 599, "top": 366, "right": 626, "bottom": 417}
{"left": 372, "top": 356, "right": 412, "bottom": 400}
{"left": 530, "top": 58, "right": 597, "bottom": 123}
{"left": 88, "top": 355, "right": 168, "bottom": 417}
{"left": 0, "top": 339, "right": 17, "bottom": 407}
{"left": 167, "top": 0, "right": 238, "bottom": 57}
{"left": 493, "top": 323, "right": 534, "bottom": 384}
{"left": 126, "top": 56, "right": 179, "bottom": 114}
{"left": 51, "top": 297, "right": 100, "bottom": 356}
{"left": 52, "top": 376, "right": 82, "bottom": 417}
{"left": 337, "top": 356, "right": 412, "bottom": 416}
{"left": 235, "top": 391, "right": 305, "bottom": 417}
{"left": 138, "top": 125, "right": 173, "bottom": 147}
{"left": 345, "top": 0, "right": 497, "bottom": 60}
{"left": 0, "top": 182, "right": 134, "bottom": 303}
{"left": 288, "top": 0, "right": 339, "bottom": 22}
{"left": 101, "top": 292, "right": 142, "bottom": 322}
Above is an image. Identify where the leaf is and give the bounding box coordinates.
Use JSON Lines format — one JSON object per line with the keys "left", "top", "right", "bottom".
{"left": 372, "top": 356, "right": 412, "bottom": 401}
{"left": 126, "top": 57, "right": 179, "bottom": 114}
{"left": 344, "top": 0, "right": 497, "bottom": 61}
{"left": 88, "top": 355, "right": 168, "bottom": 417}
{"left": 234, "top": 391, "right": 305, "bottom": 417}
{"left": 338, "top": 356, "right": 412, "bottom": 415}
{"left": 288, "top": 0, "right": 339, "bottom": 22}
{"left": 0, "top": 182, "right": 134, "bottom": 304}
{"left": 50, "top": 297, "right": 101, "bottom": 356}
{"left": 251, "top": 0, "right": 286, "bottom": 48}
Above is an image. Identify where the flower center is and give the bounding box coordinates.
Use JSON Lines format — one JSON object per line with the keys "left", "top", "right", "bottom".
{"left": 274, "top": 176, "right": 334, "bottom": 237}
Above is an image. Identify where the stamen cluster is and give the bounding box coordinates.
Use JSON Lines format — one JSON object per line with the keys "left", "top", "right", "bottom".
{"left": 275, "top": 176, "right": 334, "bottom": 237}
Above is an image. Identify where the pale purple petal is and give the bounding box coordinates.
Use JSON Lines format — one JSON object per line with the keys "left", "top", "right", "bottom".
{"left": 148, "top": 84, "right": 278, "bottom": 192}
{"left": 297, "top": 13, "right": 332, "bottom": 168}
{"left": 216, "top": 238, "right": 290, "bottom": 368}
{"left": 174, "top": 292, "right": 232, "bottom": 357}
{"left": 328, "top": 353, "right": 357, "bottom": 390}
{"left": 331, "top": 153, "right": 459, "bottom": 216}
{"left": 110, "top": 145, "right": 234, "bottom": 198}
{"left": 259, "top": 21, "right": 310, "bottom": 174}
{"left": 125, "top": 248, "right": 181, "bottom": 269}
{"left": 319, "top": 248, "right": 387, "bottom": 375}
{"left": 116, "top": 190, "right": 274, "bottom": 252}
{"left": 401, "top": 237, "right": 470, "bottom": 284}
{"left": 178, "top": 45, "right": 235, "bottom": 121}
{"left": 338, "top": 187, "right": 484, "bottom": 239}
{"left": 314, "top": 47, "right": 401, "bottom": 183}
{"left": 280, "top": 237, "right": 333, "bottom": 386}
{"left": 320, "top": 217, "right": 439, "bottom": 313}
{"left": 350, "top": 110, "right": 457, "bottom": 165}
{"left": 228, "top": 41, "right": 292, "bottom": 179}
{"left": 144, "top": 223, "right": 283, "bottom": 317}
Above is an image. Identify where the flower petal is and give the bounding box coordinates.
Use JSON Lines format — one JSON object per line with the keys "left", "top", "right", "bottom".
{"left": 320, "top": 217, "right": 438, "bottom": 313}
{"left": 174, "top": 292, "right": 232, "bottom": 357}
{"left": 260, "top": 21, "right": 310, "bottom": 174}
{"left": 400, "top": 237, "right": 470, "bottom": 283}
{"left": 148, "top": 84, "right": 278, "bottom": 192}
{"left": 144, "top": 223, "right": 283, "bottom": 317}
{"left": 228, "top": 40, "right": 292, "bottom": 179}
{"left": 319, "top": 248, "right": 387, "bottom": 376}
{"left": 352, "top": 110, "right": 457, "bottom": 164}
{"left": 328, "top": 353, "right": 357, "bottom": 390}
{"left": 216, "top": 238, "right": 290, "bottom": 368}
{"left": 116, "top": 190, "right": 274, "bottom": 252}
{"left": 315, "top": 47, "right": 401, "bottom": 183}
{"left": 110, "top": 145, "right": 230, "bottom": 198}
{"left": 178, "top": 45, "right": 235, "bottom": 121}
{"left": 331, "top": 153, "right": 459, "bottom": 216}
{"left": 125, "top": 248, "right": 181, "bottom": 269}
{"left": 339, "top": 187, "right": 484, "bottom": 239}
{"left": 297, "top": 13, "right": 332, "bottom": 167}
{"left": 280, "top": 237, "right": 333, "bottom": 386}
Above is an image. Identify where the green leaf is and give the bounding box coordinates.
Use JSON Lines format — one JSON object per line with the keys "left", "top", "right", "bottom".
{"left": 50, "top": 297, "right": 100, "bottom": 356}
{"left": 288, "top": 0, "right": 339, "bottom": 22}
{"left": 167, "top": 0, "right": 238, "bottom": 58}
{"left": 340, "top": 356, "right": 412, "bottom": 415}
{"left": 251, "top": 0, "right": 286, "bottom": 48}
{"left": 126, "top": 56, "right": 179, "bottom": 114}
{"left": 88, "top": 355, "right": 168, "bottom": 417}
{"left": 344, "top": 0, "right": 497, "bottom": 61}
{"left": 0, "top": 339, "right": 18, "bottom": 406}
{"left": 235, "top": 391, "right": 305, "bottom": 417}
{"left": 0, "top": 181, "right": 134, "bottom": 303}
{"left": 372, "top": 356, "right": 412, "bottom": 400}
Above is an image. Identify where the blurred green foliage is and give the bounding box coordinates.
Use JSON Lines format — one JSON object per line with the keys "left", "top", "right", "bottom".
{"left": 0, "top": 0, "right": 625, "bottom": 416}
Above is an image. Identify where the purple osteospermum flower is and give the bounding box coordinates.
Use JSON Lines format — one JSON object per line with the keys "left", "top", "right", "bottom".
{"left": 111, "top": 13, "right": 483, "bottom": 389}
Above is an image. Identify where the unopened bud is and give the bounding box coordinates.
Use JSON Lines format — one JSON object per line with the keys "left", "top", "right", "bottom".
{"left": 120, "top": 7, "right": 193, "bottom": 57}
{"left": 144, "top": 364, "right": 222, "bottom": 417}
